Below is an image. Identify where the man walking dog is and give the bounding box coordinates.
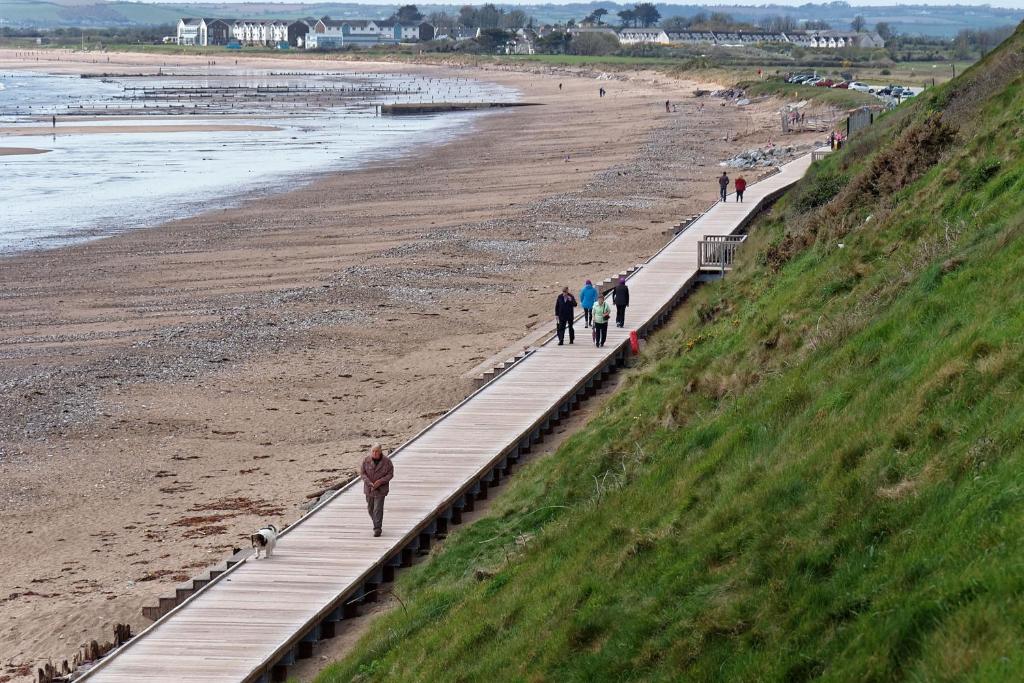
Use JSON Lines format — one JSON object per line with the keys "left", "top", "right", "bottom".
{"left": 361, "top": 444, "right": 394, "bottom": 537}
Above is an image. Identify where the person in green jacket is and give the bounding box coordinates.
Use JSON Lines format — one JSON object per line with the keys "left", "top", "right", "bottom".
{"left": 591, "top": 294, "right": 611, "bottom": 348}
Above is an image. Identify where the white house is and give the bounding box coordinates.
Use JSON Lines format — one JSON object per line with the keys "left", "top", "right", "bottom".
{"left": 789, "top": 30, "right": 885, "bottom": 50}
{"left": 176, "top": 18, "right": 232, "bottom": 46}
{"left": 179, "top": 15, "right": 433, "bottom": 49}
{"left": 617, "top": 28, "right": 670, "bottom": 45}
{"left": 306, "top": 17, "right": 432, "bottom": 48}
{"left": 176, "top": 18, "right": 200, "bottom": 45}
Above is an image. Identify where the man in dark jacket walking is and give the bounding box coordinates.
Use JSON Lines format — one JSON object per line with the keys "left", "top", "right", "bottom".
{"left": 719, "top": 172, "right": 730, "bottom": 202}
{"left": 613, "top": 277, "right": 630, "bottom": 328}
{"left": 555, "top": 287, "right": 577, "bottom": 345}
{"left": 361, "top": 444, "right": 394, "bottom": 537}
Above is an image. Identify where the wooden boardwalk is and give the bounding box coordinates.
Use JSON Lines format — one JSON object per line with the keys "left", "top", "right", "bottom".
{"left": 81, "top": 151, "right": 819, "bottom": 683}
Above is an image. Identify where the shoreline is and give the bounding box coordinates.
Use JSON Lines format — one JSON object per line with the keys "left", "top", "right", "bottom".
{"left": 0, "top": 123, "right": 281, "bottom": 136}
{"left": 0, "top": 48, "right": 816, "bottom": 681}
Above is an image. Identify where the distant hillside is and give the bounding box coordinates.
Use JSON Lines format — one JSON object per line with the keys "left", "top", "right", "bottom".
{"left": 1, "top": 1, "right": 1022, "bottom": 35}
{"left": 316, "top": 22, "right": 1024, "bottom": 683}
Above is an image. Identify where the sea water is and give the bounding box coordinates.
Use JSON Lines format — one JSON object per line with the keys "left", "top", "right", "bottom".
{"left": 0, "top": 70, "right": 516, "bottom": 254}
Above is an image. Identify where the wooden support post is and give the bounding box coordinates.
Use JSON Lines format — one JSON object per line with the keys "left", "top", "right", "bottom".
{"left": 298, "top": 625, "right": 319, "bottom": 659}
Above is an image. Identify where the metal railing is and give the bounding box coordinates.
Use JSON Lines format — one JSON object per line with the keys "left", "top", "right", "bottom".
{"left": 697, "top": 234, "right": 747, "bottom": 273}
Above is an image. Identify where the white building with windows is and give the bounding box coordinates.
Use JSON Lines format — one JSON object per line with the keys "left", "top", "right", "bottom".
{"left": 305, "top": 17, "right": 432, "bottom": 48}
{"left": 618, "top": 28, "right": 670, "bottom": 45}
{"left": 176, "top": 18, "right": 233, "bottom": 46}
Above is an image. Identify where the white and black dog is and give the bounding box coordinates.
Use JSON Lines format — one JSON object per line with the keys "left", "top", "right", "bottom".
{"left": 250, "top": 524, "right": 278, "bottom": 559}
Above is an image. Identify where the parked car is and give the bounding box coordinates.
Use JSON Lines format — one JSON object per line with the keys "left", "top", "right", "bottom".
{"left": 815, "top": 79, "right": 835, "bottom": 87}
{"left": 847, "top": 82, "right": 873, "bottom": 93}
{"left": 832, "top": 81, "right": 850, "bottom": 89}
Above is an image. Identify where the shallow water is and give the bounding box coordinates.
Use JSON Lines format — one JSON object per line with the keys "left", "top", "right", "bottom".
{"left": 0, "top": 70, "right": 516, "bottom": 254}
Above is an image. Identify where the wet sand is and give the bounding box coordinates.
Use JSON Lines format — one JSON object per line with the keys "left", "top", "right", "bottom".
{"left": 0, "top": 49, "right": 820, "bottom": 680}
{"left": 0, "top": 146, "right": 49, "bottom": 155}
{"left": 0, "top": 124, "right": 280, "bottom": 136}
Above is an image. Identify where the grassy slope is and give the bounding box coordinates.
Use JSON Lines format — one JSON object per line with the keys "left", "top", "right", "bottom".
{"left": 315, "top": 26, "right": 1024, "bottom": 683}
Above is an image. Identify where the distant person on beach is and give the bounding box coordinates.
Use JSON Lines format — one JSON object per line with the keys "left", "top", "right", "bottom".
{"left": 361, "top": 444, "right": 394, "bottom": 537}
{"left": 613, "top": 278, "right": 630, "bottom": 328}
{"left": 51, "top": 115, "right": 55, "bottom": 128}
{"left": 555, "top": 286, "right": 577, "bottom": 345}
{"left": 665, "top": 100, "right": 671, "bottom": 112}
{"left": 592, "top": 294, "right": 611, "bottom": 347}
{"left": 559, "top": 83, "right": 563, "bottom": 91}
{"left": 719, "top": 172, "right": 730, "bottom": 202}
{"left": 735, "top": 175, "right": 746, "bottom": 202}
{"left": 599, "top": 87, "right": 606, "bottom": 98}
{"left": 579, "top": 279, "right": 598, "bottom": 328}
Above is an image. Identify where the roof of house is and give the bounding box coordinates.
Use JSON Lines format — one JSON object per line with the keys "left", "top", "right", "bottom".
{"left": 619, "top": 28, "right": 666, "bottom": 35}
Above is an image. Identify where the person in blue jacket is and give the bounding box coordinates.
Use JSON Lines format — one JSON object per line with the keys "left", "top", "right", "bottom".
{"left": 579, "top": 279, "right": 598, "bottom": 328}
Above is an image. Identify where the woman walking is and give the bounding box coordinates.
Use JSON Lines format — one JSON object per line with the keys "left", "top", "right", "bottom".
{"left": 579, "top": 279, "right": 598, "bottom": 328}
{"left": 592, "top": 294, "right": 611, "bottom": 348}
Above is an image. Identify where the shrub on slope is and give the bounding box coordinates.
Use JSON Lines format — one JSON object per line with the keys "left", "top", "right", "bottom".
{"left": 316, "top": 24, "right": 1024, "bottom": 683}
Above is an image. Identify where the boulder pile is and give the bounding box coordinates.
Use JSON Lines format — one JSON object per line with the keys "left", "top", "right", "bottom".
{"left": 721, "top": 146, "right": 794, "bottom": 169}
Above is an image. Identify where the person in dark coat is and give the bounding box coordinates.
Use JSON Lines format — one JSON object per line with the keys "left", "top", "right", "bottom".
{"left": 719, "top": 172, "right": 730, "bottom": 202}
{"left": 360, "top": 444, "right": 394, "bottom": 537}
{"left": 555, "top": 286, "right": 577, "bottom": 345}
{"left": 613, "top": 278, "right": 630, "bottom": 328}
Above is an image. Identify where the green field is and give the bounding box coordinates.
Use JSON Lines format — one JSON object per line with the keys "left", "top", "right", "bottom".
{"left": 313, "top": 23, "right": 1024, "bottom": 683}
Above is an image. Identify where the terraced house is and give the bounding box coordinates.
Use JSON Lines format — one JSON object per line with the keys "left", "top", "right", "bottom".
{"left": 305, "top": 17, "right": 434, "bottom": 48}
{"left": 175, "top": 16, "right": 433, "bottom": 48}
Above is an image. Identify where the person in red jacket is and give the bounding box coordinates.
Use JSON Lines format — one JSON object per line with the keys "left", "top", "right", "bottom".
{"left": 735, "top": 175, "right": 747, "bottom": 203}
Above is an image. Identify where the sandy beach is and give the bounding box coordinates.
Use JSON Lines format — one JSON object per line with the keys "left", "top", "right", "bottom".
{"left": 0, "top": 48, "right": 819, "bottom": 679}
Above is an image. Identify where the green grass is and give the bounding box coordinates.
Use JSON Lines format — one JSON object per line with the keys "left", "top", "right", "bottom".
{"left": 312, "top": 27, "right": 1024, "bottom": 682}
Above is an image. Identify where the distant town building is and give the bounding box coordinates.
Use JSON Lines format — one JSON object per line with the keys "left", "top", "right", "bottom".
{"left": 664, "top": 31, "right": 717, "bottom": 44}
{"left": 231, "top": 20, "right": 290, "bottom": 47}
{"left": 503, "top": 28, "right": 537, "bottom": 55}
{"left": 615, "top": 27, "right": 884, "bottom": 50}
{"left": 176, "top": 18, "right": 231, "bottom": 46}
{"left": 789, "top": 30, "right": 886, "bottom": 49}
{"left": 618, "top": 28, "right": 670, "bottom": 45}
{"left": 708, "top": 31, "right": 789, "bottom": 46}
{"left": 434, "top": 26, "right": 480, "bottom": 42}
{"left": 306, "top": 17, "right": 433, "bottom": 48}
{"left": 177, "top": 16, "right": 433, "bottom": 49}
